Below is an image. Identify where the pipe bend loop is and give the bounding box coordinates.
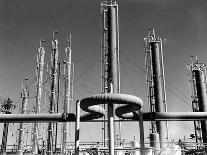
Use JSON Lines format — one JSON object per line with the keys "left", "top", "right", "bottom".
{"left": 80, "top": 93, "right": 143, "bottom": 121}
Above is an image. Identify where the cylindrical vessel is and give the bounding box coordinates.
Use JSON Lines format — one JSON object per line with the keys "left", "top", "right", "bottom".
{"left": 150, "top": 41, "right": 167, "bottom": 148}
{"left": 106, "top": 4, "right": 119, "bottom": 155}
{"left": 193, "top": 69, "right": 207, "bottom": 144}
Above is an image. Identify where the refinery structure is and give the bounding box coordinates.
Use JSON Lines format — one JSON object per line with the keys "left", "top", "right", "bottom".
{"left": 0, "top": 1, "right": 207, "bottom": 155}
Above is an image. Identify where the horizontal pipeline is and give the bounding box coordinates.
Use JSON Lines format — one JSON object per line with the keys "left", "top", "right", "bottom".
{"left": 1, "top": 112, "right": 207, "bottom": 123}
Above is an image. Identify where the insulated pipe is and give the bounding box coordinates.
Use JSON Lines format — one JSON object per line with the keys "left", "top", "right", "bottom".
{"left": 80, "top": 93, "right": 143, "bottom": 155}
{"left": 193, "top": 69, "right": 207, "bottom": 143}
{"left": 1, "top": 112, "right": 207, "bottom": 123}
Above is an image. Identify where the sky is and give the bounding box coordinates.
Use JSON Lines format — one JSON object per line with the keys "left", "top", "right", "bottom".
{"left": 0, "top": 0, "right": 207, "bottom": 149}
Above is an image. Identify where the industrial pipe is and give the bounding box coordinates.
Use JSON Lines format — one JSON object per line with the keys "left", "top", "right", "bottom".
{"left": 75, "top": 101, "right": 80, "bottom": 155}
{"left": 1, "top": 112, "right": 207, "bottom": 123}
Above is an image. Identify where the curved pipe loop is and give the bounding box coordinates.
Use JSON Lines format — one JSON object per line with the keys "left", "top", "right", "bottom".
{"left": 80, "top": 93, "right": 143, "bottom": 121}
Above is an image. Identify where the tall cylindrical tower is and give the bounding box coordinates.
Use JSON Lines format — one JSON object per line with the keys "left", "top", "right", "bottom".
{"left": 32, "top": 40, "right": 45, "bottom": 154}
{"left": 62, "top": 38, "right": 72, "bottom": 154}
{"left": 189, "top": 59, "right": 207, "bottom": 148}
{"left": 144, "top": 29, "right": 168, "bottom": 149}
{"left": 47, "top": 32, "right": 59, "bottom": 155}
{"left": 101, "top": 1, "right": 120, "bottom": 155}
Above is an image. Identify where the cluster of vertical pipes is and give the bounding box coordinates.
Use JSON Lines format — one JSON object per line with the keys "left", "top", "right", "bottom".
{"left": 16, "top": 32, "right": 73, "bottom": 154}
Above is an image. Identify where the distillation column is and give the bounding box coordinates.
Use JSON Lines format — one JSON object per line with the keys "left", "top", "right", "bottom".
{"left": 47, "top": 32, "right": 59, "bottom": 155}
{"left": 17, "top": 84, "right": 29, "bottom": 155}
{"left": 144, "top": 29, "right": 168, "bottom": 149}
{"left": 189, "top": 59, "right": 207, "bottom": 149}
{"left": 32, "top": 40, "right": 45, "bottom": 154}
{"left": 62, "top": 38, "right": 72, "bottom": 154}
{"left": 101, "top": 1, "right": 120, "bottom": 155}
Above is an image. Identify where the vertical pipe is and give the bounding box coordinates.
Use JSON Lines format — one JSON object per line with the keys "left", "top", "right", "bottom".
{"left": 106, "top": 4, "right": 119, "bottom": 155}
{"left": 75, "top": 101, "right": 80, "bottom": 155}
{"left": 193, "top": 69, "right": 207, "bottom": 144}
{"left": 47, "top": 35, "right": 58, "bottom": 155}
{"left": 17, "top": 86, "right": 28, "bottom": 155}
{"left": 32, "top": 42, "right": 45, "bottom": 154}
{"left": 101, "top": 3, "right": 107, "bottom": 147}
{"left": 62, "top": 46, "right": 72, "bottom": 154}
{"left": 107, "top": 5, "right": 118, "bottom": 94}
{"left": 150, "top": 41, "right": 167, "bottom": 148}
{"left": 138, "top": 109, "right": 145, "bottom": 155}
{"left": 55, "top": 62, "right": 60, "bottom": 153}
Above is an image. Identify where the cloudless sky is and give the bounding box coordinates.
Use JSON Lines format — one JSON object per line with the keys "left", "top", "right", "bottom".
{"left": 0, "top": 0, "right": 207, "bottom": 148}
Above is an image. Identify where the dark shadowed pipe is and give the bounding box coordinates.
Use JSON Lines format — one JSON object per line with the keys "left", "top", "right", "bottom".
{"left": 193, "top": 69, "right": 207, "bottom": 144}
